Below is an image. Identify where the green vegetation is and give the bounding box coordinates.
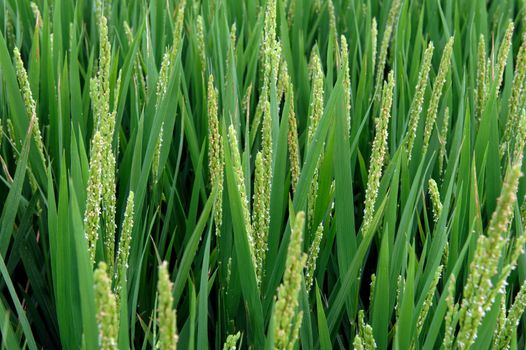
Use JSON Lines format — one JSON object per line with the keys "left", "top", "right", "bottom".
{"left": 2, "top": 0, "right": 526, "bottom": 349}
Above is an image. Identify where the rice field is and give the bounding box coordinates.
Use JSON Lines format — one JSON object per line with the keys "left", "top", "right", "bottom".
{"left": 2, "top": 0, "right": 526, "bottom": 349}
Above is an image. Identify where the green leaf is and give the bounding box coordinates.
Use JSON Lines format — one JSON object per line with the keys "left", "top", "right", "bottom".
{"left": 316, "top": 284, "right": 332, "bottom": 350}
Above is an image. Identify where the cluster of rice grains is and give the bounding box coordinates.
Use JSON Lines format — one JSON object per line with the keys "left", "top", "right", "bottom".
{"left": 83, "top": 9, "right": 174, "bottom": 350}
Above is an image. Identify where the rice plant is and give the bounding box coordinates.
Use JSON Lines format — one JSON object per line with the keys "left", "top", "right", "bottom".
{"left": 3, "top": 0, "right": 526, "bottom": 349}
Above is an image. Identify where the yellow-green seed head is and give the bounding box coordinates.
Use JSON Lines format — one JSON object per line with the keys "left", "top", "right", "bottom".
{"left": 287, "top": 0, "right": 296, "bottom": 26}
{"left": 416, "top": 265, "right": 443, "bottom": 336}
{"left": 307, "top": 160, "right": 320, "bottom": 232}
{"left": 152, "top": 123, "right": 164, "bottom": 183}
{"left": 222, "top": 331, "right": 241, "bottom": 350}
{"left": 157, "top": 2, "right": 186, "bottom": 107}
{"left": 227, "top": 125, "right": 256, "bottom": 269}
{"left": 439, "top": 107, "right": 450, "bottom": 175}
{"left": 261, "top": 99, "right": 273, "bottom": 231}
{"left": 94, "top": 0, "right": 111, "bottom": 24}
{"left": 502, "top": 34, "right": 526, "bottom": 157}
{"left": 493, "top": 297, "right": 507, "bottom": 349}
{"left": 313, "top": 0, "right": 322, "bottom": 14}
{"left": 104, "top": 0, "right": 112, "bottom": 21}
{"left": 277, "top": 60, "right": 289, "bottom": 104}
{"left": 252, "top": 97, "right": 265, "bottom": 142}
{"left": 124, "top": 22, "right": 146, "bottom": 94}
{"left": 394, "top": 275, "right": 403, "bottom": 319}
{"left": 369, "top": 274, "right": 376, "bottom": 305}
{"left": 371, "top": 18, "right": 378, "bottom": 69}
{"left": 115, "top": 191, "right": 134, "bottom": 306}
{"left": 113, "top": 70, "right": 122, "bottom": 113}
{"left": 353, "top": 334, "right": 365, "bottom": 350}
{"left": 91, "top": 16, "right": 117, "bottom": 269}
{"left": 243, "top": 84, "right": 253, "bottom": 119}
{"left": 476, "top": 34, "right": 486, "bottom": 120}
{"left": 279, "top": 59, "right": 301, "bottom": 193}
{"left": 208, "top": 75, "right": 224, "bottom": 236}
{"left": 328, "top": 0, "right": 338, "bottom": 53}
{"left": 487, "top": 164, "right": 521, "bottom": 242}
{"left": 229, "top": 23, "right": 237, "bottom": 57}
{"left": 94, "top": 262, "right": 119, "bottom": 350}
{"left": 307, "top": 51, "right": 324, "bottom": 146}
{"left": 341, "top": 35, "right": 351, "bottom": 135}
{"left": 513, "top": 110, "right": 526, "bottom": 165}
{"left": 422, "top": 36, "right": 454, "bottom": 155}
{"left": 496, "top": 279, "right": 526, "bottom": 349}
{"left": 287, "top": 81, "right": 301, "bottom": 192}
{"left": 273, "top": 211, "right": 307, "bottom": 350}
{"left": 171, "top": 0, "right": 186, "bottom": 61}
{"left": 363, "top": 71, "right": 395, "bottom": 235}
{"left": 358, "top": 310, "right": 377, "bottom": 349}
{"left": 428, "top": 179, "right": 442, "bottom": 223}
{"left": 458, "top": 164, "right": 522, "bottom": 349}
{"left": 483, "top": 227, "right": 526, "bottom": 317}
{"left": 261, "top": 97, "right": 273, "bottom": 156}
{"left": 406, "top": 41, "right": 434, "bottom": 158}
{"left": 157, "top": 261, "right": 178, "bottom": 350}
{"left": 196, "top": 15, "right": 206, "bottom": 71}
{"left": 261, "top": 0, "right": 280, "bottom": 103}
{"left": 305, "top": 222, "right": 323, "bottom": 291}
{"left": 156, "top": 50, "right": 172, "bottom": 108}
{"left": 30, "top": 2, "right": 42, "bottom": 29}
{"left": 494, "top": 21, "right": 514, "bottom": 92}
{"left": 289, "top": 311, "right": 303, "bottom": 350}
{"left": 93, "top": 16, "right": 112, "bottom": 135}
{"left": 253, "top": 152, "right": 267, "bottom": 283}
{"left": 84, "top": 131, "right": 105, "bottom": 264}
{"left": 443, "top": 275, "right": 457, "bottom": 350}
{"left": 101, "top": 148, "right": 116, "bottom": 270}
{"left": 5, "top": 13, "right": 14, "bottom": 51}
{"left": 91, "top": 16, "right": 118, "bottom": 255}
{"left": 124, "top": 21, "right": 133, "bottom": 44}
{"left": 374, "top": 0, "right": 401, "bottom": 101}
{"left": 95, "top": 0, "right": 104, "bottom": 25}
{"left": 13, "top": 47, "right": 46, "bottom": 166}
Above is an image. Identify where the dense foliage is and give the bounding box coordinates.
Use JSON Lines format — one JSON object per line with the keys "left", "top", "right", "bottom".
{"left": 2, "top": 0, "right": 526, "bottom": 349}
